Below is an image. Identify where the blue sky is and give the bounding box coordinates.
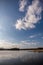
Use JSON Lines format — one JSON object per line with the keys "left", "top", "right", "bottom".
{"left": 0, "top": 0, "right": 43, "bottom": 48}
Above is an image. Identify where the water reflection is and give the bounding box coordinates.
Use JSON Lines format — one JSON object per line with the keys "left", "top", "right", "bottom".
{"left": 0, "top": 51, "right": 43, "bottom": 65}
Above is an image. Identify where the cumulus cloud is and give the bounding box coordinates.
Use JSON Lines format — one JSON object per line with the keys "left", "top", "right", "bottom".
{"left": 15, "top": 0, "right": 42, "bottom": 30}
{"left": 15, "top": 19, "right": 26, "bottom": 30}
{"left": 19, "top": 0, "right": 27, "bottom": 12}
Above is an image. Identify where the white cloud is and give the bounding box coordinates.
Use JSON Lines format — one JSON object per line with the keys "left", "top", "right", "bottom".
{"left": 15, "top": 19, "right": 26, "bottom": 30}
{"left": 0, "top": 40, "right": 39, "bottom": 49}
{"left": 19, "top": 40, "right": 38, "bottom": 48}
{"left": 20, "top": 41, "right": 36, "bottom": 45}
{"left": 19, "top": 0, "right": 27, "bottom": 12}
{"left": 29, "top": 35, "right": 36, "bottom": 38}
{"left": 29, "top": 34, "right": 39, "bottom": 38}
{"left": 0, "top": 40, "right": 19, "bottom": 49}
{"left": 15, "top": 0, "right": 42, "bottom": 30}
{"left": 29, "top": 33, "right": 42, "bottom": 38}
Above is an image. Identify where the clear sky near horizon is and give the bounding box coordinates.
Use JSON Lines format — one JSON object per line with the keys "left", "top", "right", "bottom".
{"left": 0, "top": 0, "right": 43, "bottom": 48}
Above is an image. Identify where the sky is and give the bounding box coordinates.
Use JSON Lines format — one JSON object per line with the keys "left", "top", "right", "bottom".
{"left": 0, "top": 0, "right": 43, "bottom": 49}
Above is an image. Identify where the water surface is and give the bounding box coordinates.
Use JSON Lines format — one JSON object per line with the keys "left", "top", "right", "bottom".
{"left": 0, "top": 51, "right": 43, "bottom": 65}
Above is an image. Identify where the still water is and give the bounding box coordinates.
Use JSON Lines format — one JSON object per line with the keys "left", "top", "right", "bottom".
{"left": 0, "top": 51, "right": 43, "bottom": 65}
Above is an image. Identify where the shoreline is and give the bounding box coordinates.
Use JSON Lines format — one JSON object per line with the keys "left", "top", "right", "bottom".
{"left": 0, "top": 49, "right": 43, "bottom": 52}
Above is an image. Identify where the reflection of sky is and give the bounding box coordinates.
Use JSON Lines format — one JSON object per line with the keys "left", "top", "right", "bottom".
{"left": 0, "top": 51, "right": 43, "bottom": 62}
{"left": 0, "top": 0, "right": 43, "bottom": 48}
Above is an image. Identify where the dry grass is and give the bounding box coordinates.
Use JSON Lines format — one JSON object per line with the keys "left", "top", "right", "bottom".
{"left": 32, "top": 50, "right": 43, "bottom": 52}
